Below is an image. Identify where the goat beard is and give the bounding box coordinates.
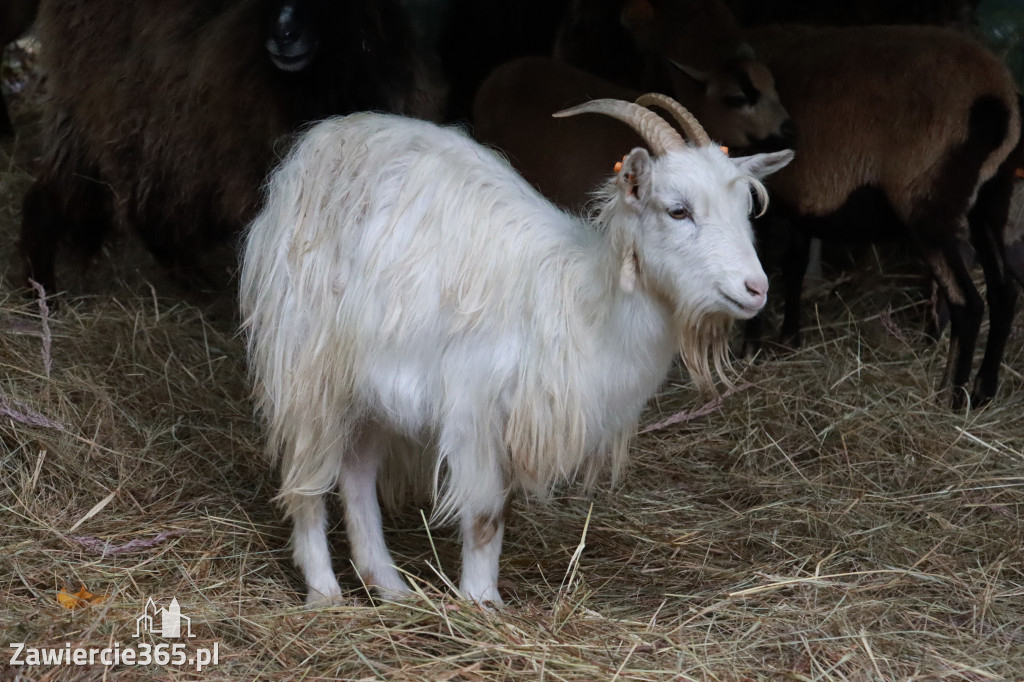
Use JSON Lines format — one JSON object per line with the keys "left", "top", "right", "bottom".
{"left": 675, "top": 309, "right": 735, "bottom": 399}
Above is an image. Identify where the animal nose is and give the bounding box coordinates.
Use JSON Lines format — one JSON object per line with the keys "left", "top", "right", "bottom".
{"left": 744, "top": 129, "right": 794, "bottom": 154}
{"left": 779, "top": 119, "right": 798, "bottom": 146}
{"left": 274, "top": 5, "right": 303, "bottom": 46}
{"left": 745, "top": 274, "right": 769, "bottom": 307}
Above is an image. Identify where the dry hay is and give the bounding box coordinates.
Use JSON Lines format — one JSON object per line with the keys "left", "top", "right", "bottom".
{"left": 1, "top": 82, "right": 1023, "bottom": 681}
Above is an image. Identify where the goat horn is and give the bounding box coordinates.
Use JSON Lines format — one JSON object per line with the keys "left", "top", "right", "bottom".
{"left": 553, "top": 98, "right": 685, "bottom": 156}
{"left": 634, "top": 93, "right": 712, "bottom": 147}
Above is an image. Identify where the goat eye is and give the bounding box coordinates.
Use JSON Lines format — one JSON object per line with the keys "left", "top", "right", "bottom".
{"left": 668, "top": 205, "right": 692, "bottom": 221}
{"left": 722, "top": 94, "right": 748, "bottom": 108}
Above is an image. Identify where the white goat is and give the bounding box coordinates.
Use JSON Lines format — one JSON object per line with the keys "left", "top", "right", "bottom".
{"left": 240, "top": 94, "right": 793, "bottom": 605}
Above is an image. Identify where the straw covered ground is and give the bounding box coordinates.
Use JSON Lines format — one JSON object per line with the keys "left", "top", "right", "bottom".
{"left": 1, "top": 71, "right": 1023, "bottom": 681}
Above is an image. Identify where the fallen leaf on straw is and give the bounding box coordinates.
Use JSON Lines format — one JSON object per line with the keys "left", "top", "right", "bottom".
{"left": 57, "top": 585, "right": 107, "bottom": 610}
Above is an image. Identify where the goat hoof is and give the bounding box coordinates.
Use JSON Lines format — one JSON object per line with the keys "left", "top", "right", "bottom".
{"left": 739, "top": 335, "right": 762, "bottom": 359}
{"left": 779, "top": 332, "right": 801, "bottom": 349}
{"left": 470, "top": 596, "right": 505, "bottom": 612}
{"left": 969, "top": 382, "right": 995, "bottom": 410}
{"left": 372, "top": 584, "right": 414, "bottom": 603}
{"left": 459, "top": 585, "right": 504, "bottom": 609}
{"left": 303, "top": 589, "right": 348, "bottom": 606}
{"left": 304, "top": 584, "right": 345, "bottom": 608}
{"left": 944, "top": 386, "right": 970, "bottom": 411}
{"left": 760, "top": 337, "right": 798, "bottom": 359}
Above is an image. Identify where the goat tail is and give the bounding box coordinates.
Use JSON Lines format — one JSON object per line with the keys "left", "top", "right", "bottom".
{"left": 239, "top": 119, "right": 365, "bottom": 504}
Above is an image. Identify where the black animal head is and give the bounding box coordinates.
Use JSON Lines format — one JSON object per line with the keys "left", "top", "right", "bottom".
{"left": 264, "top": 0, "right": 320, "bottom": 72}
{"left": 259, "top": 0, "right": 427, "bottom": 123}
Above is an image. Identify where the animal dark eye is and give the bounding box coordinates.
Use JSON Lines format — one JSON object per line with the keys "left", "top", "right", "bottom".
{"left": 668, "top": 205, "right": 692, "bottom": 221}
{"left": 722, "top": 94, "right": 748, "bottom": 108}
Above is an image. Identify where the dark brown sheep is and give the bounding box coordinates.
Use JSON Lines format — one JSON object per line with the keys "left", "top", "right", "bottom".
{"left": 744, "top": 24, "right": 1022, "bottom": 407}
{"left": 19, "top": 0, "right": 441, "bottom": 295}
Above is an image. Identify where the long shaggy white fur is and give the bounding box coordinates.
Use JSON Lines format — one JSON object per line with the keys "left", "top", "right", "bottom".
{"left": 240, "top": 111, "right": 792, "bottom": 605}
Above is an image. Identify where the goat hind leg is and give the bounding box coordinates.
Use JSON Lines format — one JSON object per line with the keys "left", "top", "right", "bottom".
{"left": 923, "top": 244, "right": 984, "bottom": 409}
{"left": 454, "top": 455, "right": 507, "bottom": 606}
{"left": 971, "top": 225, "right": 1017, "bottom": 405}
{"left": 339, "top": 434, "right": 409, "bottom": 599}
{"left": 459, "top": 504, "right": 506, "bottom": 606}
{"left": 286, "top": 492, "right": 344, "bottom": 605}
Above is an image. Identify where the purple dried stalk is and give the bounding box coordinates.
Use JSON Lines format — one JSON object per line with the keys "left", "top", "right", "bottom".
{"left": 72, "top": 529, "right": 188, "bottom": 557}
{"left": 28, "top": 279, "right": 52, "bottom": 378}
{"left": 640, "top": 383, "right": 751, "bottom": 434}
{"left": 879, "top": 305, "right": 911, "bottom": 345}
{"left": 0, "top": 395, "right": 65, "bottom": 430}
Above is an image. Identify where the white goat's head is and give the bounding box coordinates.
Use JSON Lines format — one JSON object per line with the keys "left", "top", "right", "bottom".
{"left": 555, "top": 93, "right": 793, "bottom": 390}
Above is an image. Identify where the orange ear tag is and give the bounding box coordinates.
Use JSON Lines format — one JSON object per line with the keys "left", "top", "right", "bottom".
{"left": 720, "top": 146, "right": 729, "bottom": 156}
{"left": 613, "top": 161, "right": 623, "bottom": 173}
{"left": 1015, "top": 167, "right": 1024, "bottom": 179}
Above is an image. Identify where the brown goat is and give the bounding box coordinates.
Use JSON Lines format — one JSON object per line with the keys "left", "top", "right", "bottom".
{"left": 19, "top": 0, "right": 441, "bottom": 296}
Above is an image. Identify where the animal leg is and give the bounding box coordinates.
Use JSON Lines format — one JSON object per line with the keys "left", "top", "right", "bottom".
{"left": 0, "top": 95, "right": 12, "bottom": 136}
{"left": 338, "top": 434, "right": 409, "bottom": 599}
{"left": 779, "top": 224, "right": 811, "bottom": 346}
{"left": 1007, "top": 235, "right": 1024, "bottom": 288}
{"left": 20, "top": 169, "right": 113, "bottom": 296}
{"left": 438, "top": 412, "right": 507, "bottom": 605}
{"left": 459, "top": 501, "right": 506, "bottom": 606}
{"left": 969, "top": 173, "right": 1019, "bottom": 405}
{"left": 19, "top": 181, "right": 62, "bottom": 295}
{"left": 972, "top": 256, "right": 1017, "bottom": 406}
{"left": 921, "top": 242, "right": 984, "bottom": 409}
{"left": 923, "top": 278, "right": 950, "bottom": 344}
{"left": 286, "top": 492, "right": 344, "bottom": 605}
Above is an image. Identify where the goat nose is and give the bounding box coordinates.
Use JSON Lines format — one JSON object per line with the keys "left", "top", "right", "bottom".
{"left": 745, "top": 275, "right": 769, "bottom": 305}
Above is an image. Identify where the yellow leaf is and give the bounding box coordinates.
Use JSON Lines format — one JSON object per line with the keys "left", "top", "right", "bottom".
{"left": 57, "top": 585, "right": 106, "bottom": 609}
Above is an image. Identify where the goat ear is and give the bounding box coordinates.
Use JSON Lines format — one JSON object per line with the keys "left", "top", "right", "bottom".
{"left": 617, "top": 147, "right": 653, "bottom": 208}
{"left": 735, "top": 42, "right": 757, "bottom": 60}
{"left": 733, "top": 149, "right": 795, "bottom": 180}
{"left": 669, "top": 59, "right": 709, "bottom": 86}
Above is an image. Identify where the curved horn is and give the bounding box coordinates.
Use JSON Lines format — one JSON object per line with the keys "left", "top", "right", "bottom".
{"left": 553, "top": 98, "right": 685, "bottom": 156}
{"left": 634, "top": 93, "right": 711, "bottom": 147}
